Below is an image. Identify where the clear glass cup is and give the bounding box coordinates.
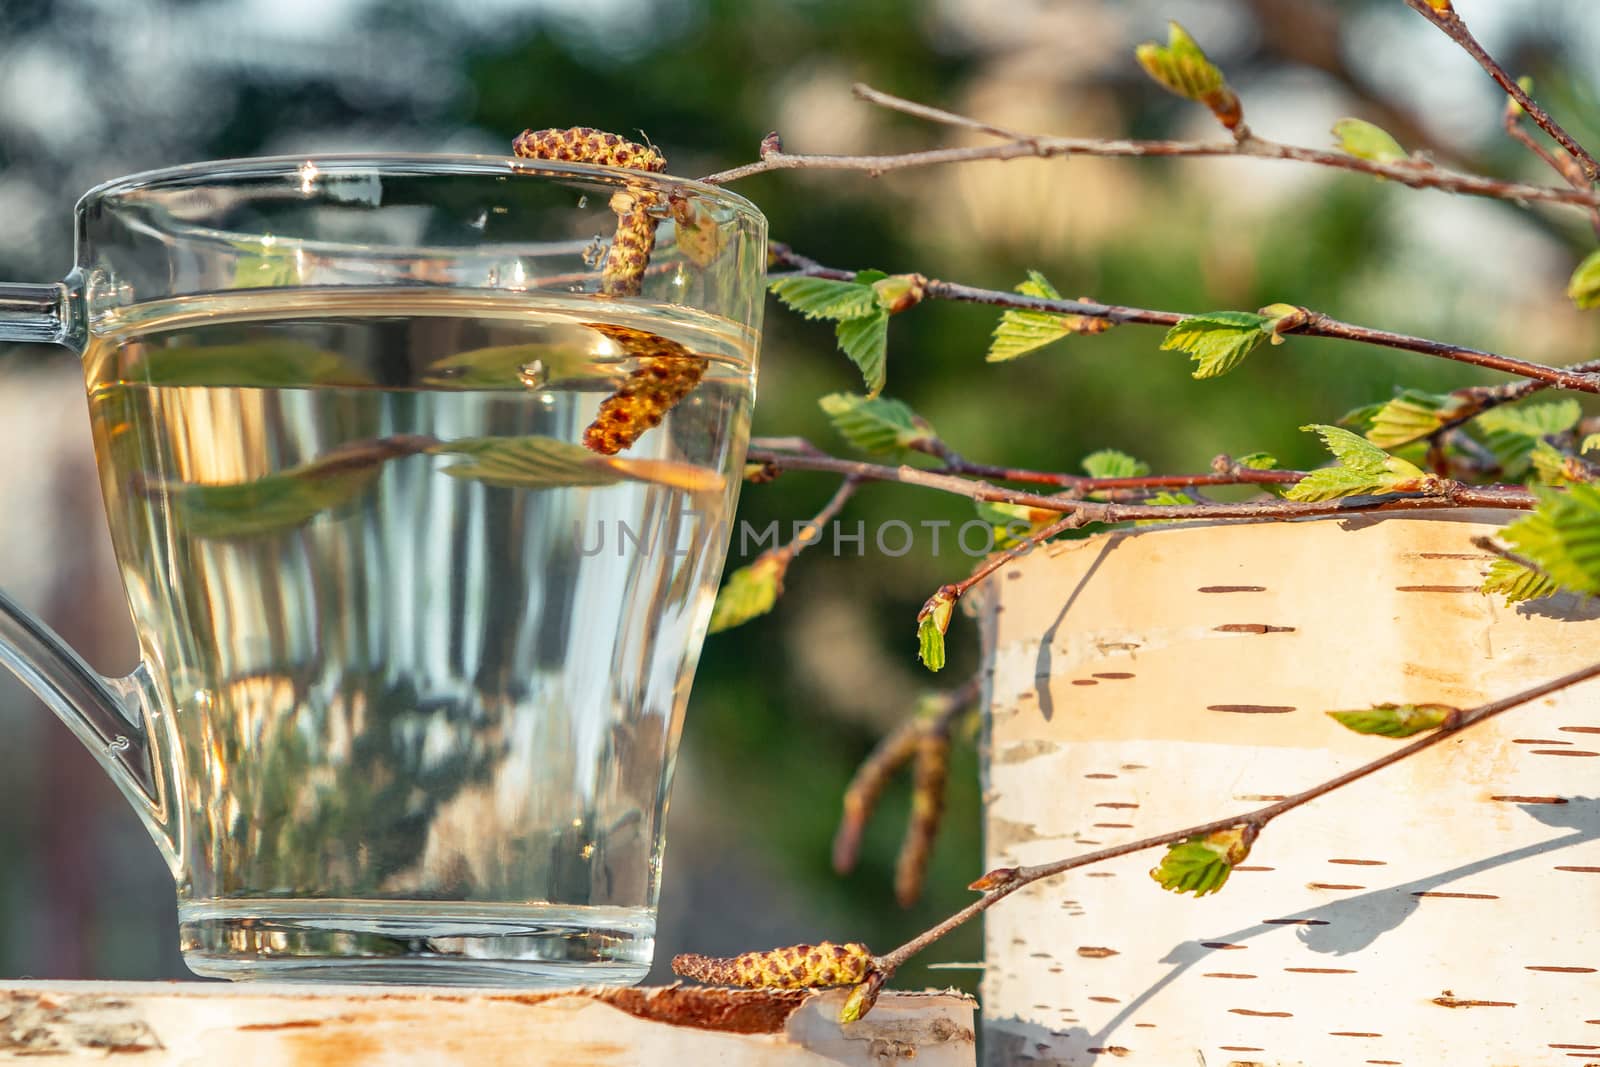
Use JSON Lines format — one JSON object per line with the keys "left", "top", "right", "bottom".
{"left": 0, "top": 155, "right": 764, "bottom": 984}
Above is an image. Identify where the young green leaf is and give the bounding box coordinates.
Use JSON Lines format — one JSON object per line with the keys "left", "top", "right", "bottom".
{"left": 1149, "top": 826, "right": 1254, "bottom": 897}
{"left": 1081, "top": 449, "right": 1151, "bottom": 479}
{"left": 125, "top": 341, "right": 373, "bottom": 389}
{"left": 1476, "top": 399, "right": 1582, "bottom": 438}
{"left": 1497, "top": 485, "right": 1600, "bottom": 597}
{"left": 1135, "top": 22, "right": 1242, "bottom": 130}
{"left": 1583, "top": 433, "right": 1600, "bottom": 455}
{"left": 917, "top": 592, "right": 955, "bottom": 672}
{"left": 1568, "top": 249, "right": 1600, "bottom": 310}
{"left": 708, "top": 555, "right": 787, "bottom": 633}
{"left": 1481, "top": 555, "right": 1558, "bottom": 604}
{"left": 1331, "top": 118, "right": 1409, "bottom": 164}
{"left": 871, "top": 273, "right": 927, "bottom": 314}
{"left": 1356, "top": 390, "right": 1465, "bottom": 448}
{"left": 986, "top": 270, "right": 1111, "bottom": 363}
{"left": 1134, "top": 490, "right": 1198, "bottom": 525}
{"left": 1284, "top": 424, "right": 1430, "bottom": 502}
{"left": 436, "top": 435, "right": 724, "bottom": 492}
{"left": 836, "top": 310, "right": 890, "bottom": 396}
{"left": 156, "top": 436, "right": 433, "bottom": 539}
{"left": 769, "top": 275, "right": 878, "bottom": 321}
{"left": 1235, "top": 452, "right": 1277, "bottom": 470}
{"left": 1303, "top": 423, "right": 1391, "bottom": 473}
{"left": 1529, "top": 440, "right": 1591, "bottom": 486}
{"left": 1327, "top": 703, "right": 1456, "bottom": 739}
{"left": 1160, "top": 311, "right": 1272, "bottom": 379}
{"left": 1474, "top": 399, "right": 1582, "bottom": 477}
{"left": 419, "top": 342, "right": 599, "bottom": 390}
{"left": 838, "top": 972, "right": 887, "bottom": 1025}
{"left": 819, "top": 393, "right": 934, "bottom": 455}
{"left": 976, "top": 500, "right": 1057, "bottom": 549}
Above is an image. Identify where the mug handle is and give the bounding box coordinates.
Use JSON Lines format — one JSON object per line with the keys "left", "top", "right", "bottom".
{"left": 0, "top": 282, "right": 177, "bottom": 866}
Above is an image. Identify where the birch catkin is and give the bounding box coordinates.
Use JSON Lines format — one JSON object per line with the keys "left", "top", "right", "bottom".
{"left": 512, "top": 127, "right": 665, "bottom": 299}
{"left": 512, "top": 126, "right": 707, "bottom": 455}
{"left": 672, "top": 941, "right": 873, "bottom": 989}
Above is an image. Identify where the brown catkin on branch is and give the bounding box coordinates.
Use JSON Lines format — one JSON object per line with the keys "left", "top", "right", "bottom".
{"left": 580, "top": 323, "right": 706, "bottom": 455}
{"left": 672, "top": 941, "right": 873, "bottom": 989}
{"left": 894, "top": 728, "right": 951, "bottom": 908}
{"left": 511, "top": 127, "right": 668, "bottom": 295}
{"left": 832, "top": 720, "right": 923, "bottom": 875}
{"left": 512, "top": 127, "right": 706, "bottom": 454}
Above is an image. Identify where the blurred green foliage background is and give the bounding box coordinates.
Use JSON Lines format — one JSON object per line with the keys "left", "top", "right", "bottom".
{"left": 0, "top": 0, "right": 1598, "bottom": 996}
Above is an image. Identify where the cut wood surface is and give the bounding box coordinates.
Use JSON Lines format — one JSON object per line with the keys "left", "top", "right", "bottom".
{"left": 0, "top": 982, "right": 975, "bottom": 1065}
{"left": 977, "top": 510, "right": 1600, "bottom": 1067}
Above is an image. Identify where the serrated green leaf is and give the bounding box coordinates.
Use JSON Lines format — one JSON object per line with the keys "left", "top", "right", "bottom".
{"left": 1136, "top": 21, "right": 1225, "bottom": 101}
{"left": 1285, "top": 424, "right": 1428, "bottom": 502}
{"left": 708, "top": 556, "right": 786, "bottom": 633}
{"left": 986, "top": 270, "right": 1108, "bottom": 363}
{"left": 769, "top": 275, "right": 878, "bottom": 321}
{"left": 1499, "top": 485, "right": 1600, "bottom": 596}
{"left": 1358, "top": 390, "right": 1465, "bottom": 448}
{"left": 1300, "top": 423, "right": 1391, "bottom": 474}
{"left": 836, "top": 310, "right": 890, "bottom": 396}
{"left": 1327, "top": 703, "right": 1455, "bottom": 738}
{"left": 1283, "top": 465, "right": 1394, "bottom": 502}
{"left": 1583, "top": 433, "right": 1600, "bottom": 455}
{"left": 853, "top": 269, "right": 888, "bottom": 286}
{"left": 158, "top": 437, "right": 431, "bottom": 539}
{"left": 819, "top": 393, "right": 933, "bottom": 455}
{"left": 1569, "top": 249, "right": 1600, "bottom": 310}
{"left": 917, "top": 594, "right": 954, "bottom": 672}
{"left": 436, "top": 435, "right": 724, "bottom": 493}
{"left": 1160, "top": 311, "right": 1272, "bottom": 379}
{"left": 1529, "top": 440, "right": 1587, "bottom": 486}
{"left": 1149, "top": 827, "right": 1253, "bottom": 897}
{"left": 1474, "top": 400, "right": 1582, "bottom": 478}
{"left": 123, "top": 341, "right": 372, "bottom": 389}
{"left": 1338, "top": 400, "right": 1387, "bottom": 435}
{"left": 976, "top": 500, "right": 1056, "bottom": 548}
{"left": 1331, "top": 118, "right": 1408, "bottom": 163}
{"left": 419, "top": 342, "right": 598, "bottom": 389}
{"left": 1082, "top": 449, "right": 1151, "bottom": 479}
{"left": 1477, "top": 399, "right": 1582, "bottom": 438}
{"left": 1481, "top": 555, "right": 1558, "bottom": 604}
{"left": 1235, "top": 452, "right": 1278, "bottom": 470}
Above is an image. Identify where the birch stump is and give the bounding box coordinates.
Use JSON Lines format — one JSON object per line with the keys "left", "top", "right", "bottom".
{"left": 0, "top": 983, "right": 975, "bottom": 1065}
{"left": 977, "top": 510, "right": 1600, "bottom": 1067}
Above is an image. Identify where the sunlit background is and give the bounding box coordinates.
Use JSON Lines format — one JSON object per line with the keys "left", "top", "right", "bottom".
{"left": 1, "top": 0, "right": 1598, "bottom": 993}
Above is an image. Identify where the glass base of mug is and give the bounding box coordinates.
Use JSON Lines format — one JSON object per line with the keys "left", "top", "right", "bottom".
{"left": 177, "top": 899, "right": 655, "bottom": 986}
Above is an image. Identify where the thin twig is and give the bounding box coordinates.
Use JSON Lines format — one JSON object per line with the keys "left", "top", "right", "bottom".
{"left": 1406, "top": 0, "right": 1600, "bottom": 183}
{"left": 1502, "top": 85, "right": 1600, "bottom": 239}
{"left": 701, "top": 84, "right": 1600, "bottom": 214}
{"left": 745, "top": 444, "right": 1535, "bottom": 521}
{"left": 871, "top": 658, "right": 1600, "bottom": 975}
{"left": 767, "top": 245, "right": 1600, "bottom": 394}
{"left": 770, "top": 476, "right": 861, "bottom": 567}
{"left": 851, "top": 83, "right": 1024, "bottom": 141}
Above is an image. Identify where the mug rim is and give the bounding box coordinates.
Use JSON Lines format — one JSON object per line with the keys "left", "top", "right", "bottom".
{"left": 77, "top": 152, "right": 765, "bottom": 223}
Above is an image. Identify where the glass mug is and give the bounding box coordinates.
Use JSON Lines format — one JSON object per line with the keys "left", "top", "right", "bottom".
{"left": 0, "top": 156, "right": 764, "bottom": 983}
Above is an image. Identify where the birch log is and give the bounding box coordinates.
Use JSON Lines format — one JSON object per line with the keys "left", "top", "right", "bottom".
{"left": 0, "top": 983, "right": 975, "bottom": 1065}
{"left": 977, "top": 510, "right": 1600, "bottom": 1067}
